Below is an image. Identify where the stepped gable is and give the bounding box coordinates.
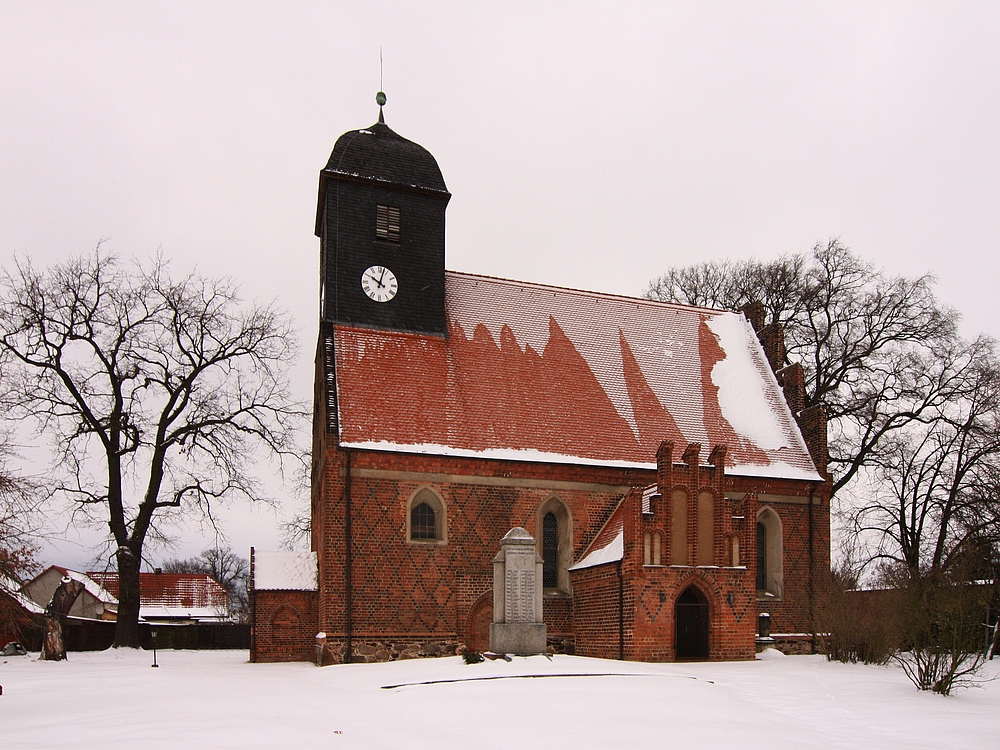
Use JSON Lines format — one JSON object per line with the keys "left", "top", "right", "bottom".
{"left": 332, "top": 271, "right": 821, "bottom": 480}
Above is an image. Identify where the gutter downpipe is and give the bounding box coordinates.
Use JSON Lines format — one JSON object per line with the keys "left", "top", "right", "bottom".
{"left": 618, "top": 559, "right": 625, "bottom": 661}
{"left": 345, "top": 447, "right": 353, "bottom": 663}
{"left": 807, "top": 482, "right": 816, "bottom": 654}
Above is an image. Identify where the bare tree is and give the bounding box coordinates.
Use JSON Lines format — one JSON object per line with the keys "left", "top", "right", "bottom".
{"left": 0, "top": 438, "right": 42, "bottom": 644}
{"left": 0, "top": 248, "right": 305, "bottom": 647}
{"left": 645, "top": 240, "right": 959, "bottom": 496}
{"left": 162, "top": 546, "right": 249, "bottom": 621}
{"left": 850, "top": 339, "right": 1000, "bottom": 577}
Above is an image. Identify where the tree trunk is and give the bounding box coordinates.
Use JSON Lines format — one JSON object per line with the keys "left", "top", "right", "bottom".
{"left": 39, "top": 578, "right": 84, "bottom": 661}
{"left": 112, "top": 547, "right": 142, "bottom": 648}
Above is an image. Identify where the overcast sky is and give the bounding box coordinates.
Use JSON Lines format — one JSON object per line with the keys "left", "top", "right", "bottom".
{"left": 2, "top": 2, "right": 999, "bottom": 569}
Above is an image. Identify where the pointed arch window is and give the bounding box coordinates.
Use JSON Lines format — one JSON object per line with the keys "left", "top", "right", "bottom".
{"left": 411, "top": 502, "right": 436, "bottom": 539}
{"left": 542, "top": 512, "right": 558, "bottom": 588}
{"left": 537, "top": 497, "right": 573, "bottom": 594}
{"left": 406, "top": 487, "right": 447, "bottom": 545}
{"left": 756, "top": 506, "right": 783, "bottom": 598}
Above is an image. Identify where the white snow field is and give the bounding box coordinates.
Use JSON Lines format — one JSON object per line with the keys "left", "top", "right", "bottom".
{"left": 1, "top": 648, "right": 998, "bottom": 749}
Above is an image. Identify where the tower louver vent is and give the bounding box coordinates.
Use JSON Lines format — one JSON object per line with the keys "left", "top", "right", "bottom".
{"left": 376, "top": 204, "right": 400, "bottom": 242}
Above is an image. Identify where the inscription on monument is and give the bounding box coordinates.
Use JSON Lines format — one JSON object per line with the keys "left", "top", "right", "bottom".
{"left": 491, "top": 527, "right": 546, "bottom": 655}
{"left": 503, "top": 545, "right": 537, "bottom": 622}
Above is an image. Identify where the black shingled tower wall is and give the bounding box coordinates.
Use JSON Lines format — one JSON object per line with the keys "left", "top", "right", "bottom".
{"left": 315, "top": 115, "right": 451, "bottom": 335}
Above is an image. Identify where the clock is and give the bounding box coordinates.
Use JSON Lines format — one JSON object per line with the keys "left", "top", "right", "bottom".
{"left": 361, "top": 265, "right": 398, "bottom": 303}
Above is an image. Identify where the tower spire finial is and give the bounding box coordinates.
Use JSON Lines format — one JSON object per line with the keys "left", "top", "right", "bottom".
{"left": 376, "top": 47, "right": 386, "bottom": 124}
{"left": 376, "top": 90, "right": 386, "bottom": 123}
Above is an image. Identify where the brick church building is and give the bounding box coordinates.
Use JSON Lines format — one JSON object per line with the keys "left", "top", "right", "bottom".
{"left": 250, "top": 100, "right": 830, "bottom": 664}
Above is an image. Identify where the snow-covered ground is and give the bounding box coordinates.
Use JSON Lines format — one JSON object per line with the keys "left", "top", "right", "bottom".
{"left": 1, "top": 648, "right": 998, "bottom": 749}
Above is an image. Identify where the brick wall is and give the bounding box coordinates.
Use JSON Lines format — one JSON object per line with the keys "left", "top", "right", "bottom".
{"left": 254, "top": 380, "right": 832, "bottom": 664}
{"left": 251, "top": 590, "right": 319, "bottom": 663}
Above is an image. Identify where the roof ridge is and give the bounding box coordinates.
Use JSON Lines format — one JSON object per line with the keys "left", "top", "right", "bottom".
{"left": 444, "top": 270, "right": 734, "bottom": 316}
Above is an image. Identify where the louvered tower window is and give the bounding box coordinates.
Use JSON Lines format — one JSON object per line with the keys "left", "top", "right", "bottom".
{"left": 376, "top": 204, "right": 401, "bottom": 242}
{"left": 543, "top": 512, "right": 559, "bottom": 588}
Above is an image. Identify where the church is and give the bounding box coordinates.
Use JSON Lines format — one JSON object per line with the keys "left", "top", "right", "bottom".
{"left": 250, "top": 97, "right": 831, "bottom": 663}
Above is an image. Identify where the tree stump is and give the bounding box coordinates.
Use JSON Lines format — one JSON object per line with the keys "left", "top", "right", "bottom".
{"left": 39, "top": 577, "right": 84, "bottom": 661}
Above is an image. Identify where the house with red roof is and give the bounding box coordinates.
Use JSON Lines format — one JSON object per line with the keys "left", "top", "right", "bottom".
{"left": 21, "top": 566, "right": 118, "bottom": 622}
{"left": 20, "top": 567, "right": 228, "bottom": 625}
{"left": 251, "top": 98, "right": 830, "bottom": 663}
{"left": 88, "top": 570, "right": 228, "bottom": 624}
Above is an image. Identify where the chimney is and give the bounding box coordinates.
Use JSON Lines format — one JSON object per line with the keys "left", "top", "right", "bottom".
{"left": 776, "top": 363, "right": 806, "bottom": 415}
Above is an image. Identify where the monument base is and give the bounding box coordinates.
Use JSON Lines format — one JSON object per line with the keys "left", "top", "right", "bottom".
{"left": 490, "top": 622, "right": 547, "bottom": 655}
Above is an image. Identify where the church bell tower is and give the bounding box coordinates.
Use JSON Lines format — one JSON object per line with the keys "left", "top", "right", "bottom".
{"left": 315, "top": 92, "right": 451, "bottom": 334}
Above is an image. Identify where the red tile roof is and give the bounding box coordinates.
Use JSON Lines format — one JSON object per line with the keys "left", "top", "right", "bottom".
{"left": 333, "top": 272, "right": 820, "bottom": 481}
{"left": 88, "top": 572, "right": 227, "bottom": 609}
{"left": 570, "top": 499, "right": 626, "bottom": 570}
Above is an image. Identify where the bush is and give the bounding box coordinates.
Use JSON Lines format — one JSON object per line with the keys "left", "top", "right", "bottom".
{"left": 823, "top": 566, "right": 897, "bottom": 665}
{"left": 461, "top": 647, "right": 484, "bottom": 665}
{"left": 891, "top": 571, "right": 990, "bottom": 695}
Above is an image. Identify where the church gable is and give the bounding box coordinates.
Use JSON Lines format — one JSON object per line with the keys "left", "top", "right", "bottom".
{"left": 332, "top": 272, "right": 820, "bottom": 481}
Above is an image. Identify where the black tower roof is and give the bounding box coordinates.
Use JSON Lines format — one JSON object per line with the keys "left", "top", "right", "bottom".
{"left": 324, "top": 121, "right": 448, "bottom": 193}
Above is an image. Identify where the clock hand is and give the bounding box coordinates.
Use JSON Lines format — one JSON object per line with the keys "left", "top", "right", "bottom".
{"left": 377, "top": 268, "right": 387, "bottom": 287}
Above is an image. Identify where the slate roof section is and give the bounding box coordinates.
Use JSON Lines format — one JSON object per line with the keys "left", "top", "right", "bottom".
{"left": 333, "top": 272, "right": 822, "bottom": 481}
{"left": 324, "top": 122, "right": 448, "bottom": 193}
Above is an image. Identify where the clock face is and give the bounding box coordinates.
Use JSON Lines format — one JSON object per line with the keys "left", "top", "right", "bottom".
{"left": 361, "top": 265, "right": 398, "bottom": 303}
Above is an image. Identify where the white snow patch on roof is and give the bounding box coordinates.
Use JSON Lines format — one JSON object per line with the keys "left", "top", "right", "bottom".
{"left": 569, "top": 528, "right": 623, "bottom": 570}
{"left": 341, "top": 441, "right": 657, "bottom": 470}
{"left": 61, "top": 568, "right": 119, "bottom": 605}
{"left": 705, "top": 314, "right": 788, "bottom": 451}
{"left": 1, "top": 575, "right": 45, "bottom": 614}
{"left": 343, "top": 440, "right": 823, "bottom": 481}
{"left": 726, "top": 461, "right": 823, "bottom": 482}
{"left": 140, "top": 606, "right": 227, "bottom": 621}
{"left": 254, "top": 551, "right": 318, "bottom": 591}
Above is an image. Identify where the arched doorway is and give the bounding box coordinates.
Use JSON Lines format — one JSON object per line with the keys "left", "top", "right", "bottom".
{"left": 674, "top": 585, "right": 709, "bottom": 660}
{"left": 466, "top": 595, "right": 493, "bottom": 653}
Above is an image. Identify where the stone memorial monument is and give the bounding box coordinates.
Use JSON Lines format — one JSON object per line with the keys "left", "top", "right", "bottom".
{"left": 489, "top": 527, "right": 547, "bottom": 655}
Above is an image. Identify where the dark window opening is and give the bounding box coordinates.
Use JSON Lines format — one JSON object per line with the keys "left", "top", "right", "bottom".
{"left": 542, "top": 512, "right": 558, "bottom": 588}
{"left": 411, "top": 502, "right": 436, "bottom": 540}
{"left": 376, "top": 204, "right": 400, "bottom": 242}
{"left": 756, "top": 521, "right": 767, "bottom": 591}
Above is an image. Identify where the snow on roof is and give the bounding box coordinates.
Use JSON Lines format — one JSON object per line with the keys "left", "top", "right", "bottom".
{"left": 570, "top": 500, "right": 626, "bottom": 571}
{"left": 641, "top": 485, "right": 659, "bottom": 514}
{"left": 53, "top": 567, "right": 119, "bottom": 605}
{"left": 333, "top": 272, "right": 821, "bottom": 481}
{"left": 253, "top": 551, "right": 318, "bottom": 591}
{"left": 0, "top": 574, "right": 45, "bottom": 614}
{"left": 139, "top": 606, "right": 228, "bottom": 622}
